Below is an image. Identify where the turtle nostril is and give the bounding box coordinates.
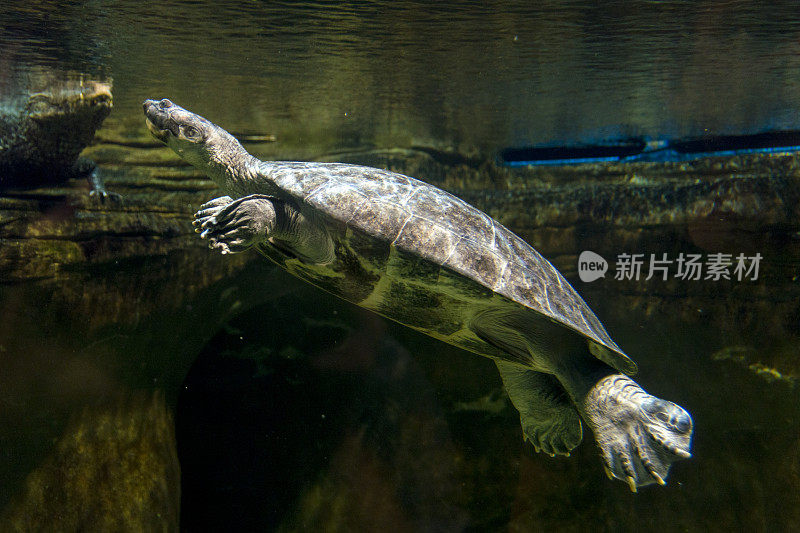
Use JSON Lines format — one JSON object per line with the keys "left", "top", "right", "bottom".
{"left": 159, "top": 99, "right": 173, "bottom": 109}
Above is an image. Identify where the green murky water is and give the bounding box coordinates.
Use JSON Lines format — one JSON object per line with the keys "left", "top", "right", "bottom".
{"left": 2, "top": 1, "right": 800, "bottom": 531}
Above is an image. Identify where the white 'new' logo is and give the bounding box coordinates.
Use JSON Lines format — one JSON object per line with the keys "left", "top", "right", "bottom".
{"left": 578, "top": 250, "right": 608, "bottom": 282}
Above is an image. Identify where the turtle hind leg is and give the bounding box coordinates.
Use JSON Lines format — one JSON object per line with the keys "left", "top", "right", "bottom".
{"left": 74, "top": 157, "right": 121, "bottom": 201}
{"left": 495, "top": 360, "right": 582, "bottom": 456}
{"left": 471, "top": 309, "right": 583, "bottom": 455}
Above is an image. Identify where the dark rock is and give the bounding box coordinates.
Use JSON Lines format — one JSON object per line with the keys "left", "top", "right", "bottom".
{"left": 0, "top": 392, "right": 180, "bottom": 532}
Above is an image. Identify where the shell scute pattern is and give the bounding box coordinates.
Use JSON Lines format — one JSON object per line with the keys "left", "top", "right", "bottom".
{"left": 502, "top": 263, "right": 552, "bottom": 315}
{"left": 442, "top": 237, "right": 508, "bottom": 292}
{"left": 305, "top": 179, "right": 370, "bottom": 219}
{"left": 391, "top": 215, "right": 461, "bottom": 266}
{"left": 267, "top": 162, "right": 331, "bottom": 198}
{"left": 406, "top": 186, "right": 496, "bottom": 247}
{"left": 346, "top": 199, "right": 412, "bottom": 241}
{"left": 309, "top": 163, "right": 417, "bottom": 207}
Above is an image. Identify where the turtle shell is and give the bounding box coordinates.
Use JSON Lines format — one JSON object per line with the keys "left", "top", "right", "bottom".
{"left": 258, "top": 161, "right": 637, "bottom": 376}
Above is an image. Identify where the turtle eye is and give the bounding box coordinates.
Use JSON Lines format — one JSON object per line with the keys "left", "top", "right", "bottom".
{"left": 159, "top": 99, "right": 173, "bottom": 109}
{"left": 181, "top": 125, "right": 202, "bottom": 141}
{"left": 27, "top": 93, "right": 51, "bottom": 115}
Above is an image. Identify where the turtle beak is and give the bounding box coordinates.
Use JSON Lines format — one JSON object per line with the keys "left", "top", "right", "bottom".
{"left": 143, "top": 99, "right": 175, "bottom": 143}
{"left": 84, "top": 81, "right": 113, "bottom": 109}
{"left": 145, "top": 117, "right": 170, "bottom": 143}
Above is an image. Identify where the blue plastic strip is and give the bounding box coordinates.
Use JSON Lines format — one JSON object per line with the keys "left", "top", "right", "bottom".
{"left": 502, "top": 143, "right": 800, "bottom": 167}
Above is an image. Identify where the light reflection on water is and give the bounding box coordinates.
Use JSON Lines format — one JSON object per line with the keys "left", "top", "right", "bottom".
{"left": 4, "top": 1, "right": 800, "bottom": 149}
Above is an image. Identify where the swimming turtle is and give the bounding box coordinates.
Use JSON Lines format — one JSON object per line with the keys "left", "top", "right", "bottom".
{"left": 143, "top": 98, "right": 693, "bottom": 491}
{"left": 0, "top": 67, "right": 114, "bottom": 197}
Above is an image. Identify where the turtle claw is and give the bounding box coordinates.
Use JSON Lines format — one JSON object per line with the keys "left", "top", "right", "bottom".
{"left": 673, "top": 448, "right": 692, "bottom": 459}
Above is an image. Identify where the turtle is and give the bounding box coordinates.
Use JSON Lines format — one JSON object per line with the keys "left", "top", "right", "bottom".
{"left": 143, "top": 98, "right": 693, "bottom": 491}
{"left": 0, "top": 66, "right": 114, "bottom": 197}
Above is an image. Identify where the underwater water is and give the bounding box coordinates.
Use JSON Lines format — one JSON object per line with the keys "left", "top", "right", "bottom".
{"left": 1, "top": 1, "right": 800, "bottom": 531}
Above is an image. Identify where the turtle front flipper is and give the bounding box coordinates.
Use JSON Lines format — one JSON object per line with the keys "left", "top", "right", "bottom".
{"left": 581, "top": 374, "right": 693, "bottom": 491}
{"left": 495, "top": 360, "right": 582, "bottom": 456}
{"left": 193, "top": 194, "right": 279, "bottom": 254}
{"left": 193, "top": 194, "right": 336, "bottom": 263}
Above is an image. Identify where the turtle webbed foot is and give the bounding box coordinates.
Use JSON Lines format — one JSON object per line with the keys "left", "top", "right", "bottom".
{"left": 79, "top": 160, "right": 121, "bottom": 202}
{"left": 522, "top": 409, "right": 582, "bottom": 457}
{"left": 88, "top": 188, "right": 122, "bottom": 202}
{"left": 193, "top": 194, "right": 277, "bottom": 254}
{"left": 585, "top": 375, "right": 693, "bottom": 492}
{"left": 494, "top": 361, "right": 584, "bottom": 458}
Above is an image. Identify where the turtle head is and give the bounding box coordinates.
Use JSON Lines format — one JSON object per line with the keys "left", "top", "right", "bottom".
{"left": 20, "top": 73, "right": 112, "bottom": 164}
{"left": 143, "top": 98, "right": 253, "bottom": 186}
{"left": 27, "top": 76, "right": 112, "bottom": 121}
